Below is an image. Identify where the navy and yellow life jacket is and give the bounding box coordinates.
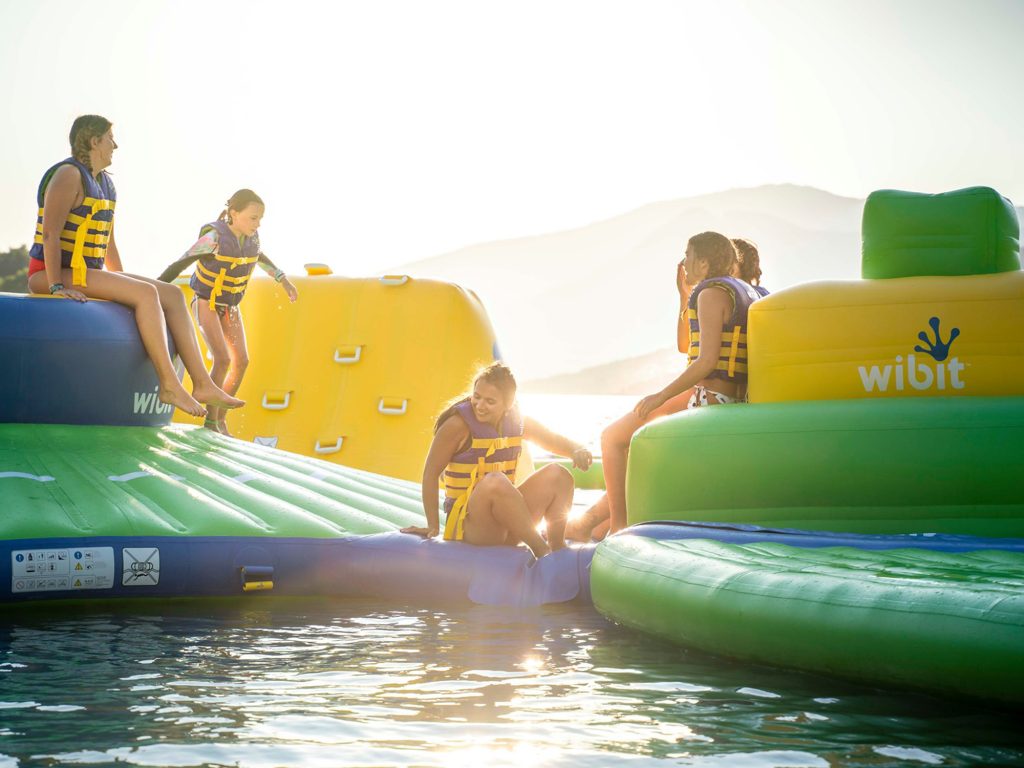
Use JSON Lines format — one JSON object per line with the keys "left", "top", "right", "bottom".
{"left": 189, "top": 220, "right": 261, "bottom": 310}
{"left": 686, "top": 275, "right": 762, "bottom": 383}
{"left": 442, "top": 400, "right": 524, "bottom": 542}
{"left": 29, "top": 157, "right": 116, "bottom": 286}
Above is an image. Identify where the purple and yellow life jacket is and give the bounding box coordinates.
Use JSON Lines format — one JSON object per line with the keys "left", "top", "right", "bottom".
{"left": 442, "top": 400, "right": 524, "bottom": 542}
{"left": 189, "top": 220, "right": 261, "bottom": 310}
{"left": 686, "top": 275, "right": 762, "bottom": 383}
{"left": 29, "top": 157, "right": 117, "bottom": 286}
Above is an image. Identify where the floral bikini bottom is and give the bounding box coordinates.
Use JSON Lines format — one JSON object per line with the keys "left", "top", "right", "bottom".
{"left": 687, "top": 385, "right": 740, "bottom": 408}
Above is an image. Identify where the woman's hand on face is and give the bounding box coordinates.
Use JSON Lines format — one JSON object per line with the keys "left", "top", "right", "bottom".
{"left": 282, "top": 278, "right": 298, "bottom": 303}
{"left": 401, "top": 525, "right": 438, "bottom": 539}
{"left": 571, "top": 446, "right": 593, "bottom": 471}
{"left": 633, "top": 393, "right": 665, "bottom": 421}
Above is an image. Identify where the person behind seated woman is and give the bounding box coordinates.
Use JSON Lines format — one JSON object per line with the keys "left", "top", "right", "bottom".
{"left": 158, "top": 190, "right": 298, "bottom": 435}
{"left": 567, "top": 232, "right": 765, "bottom": 541}
{"left": 26, "top": 114, "right": 243, "bottom": 418}
{"left": 732, "top": 236, "right": 769, "bottom": 298}
{"left": 401, "top": 362, "right": 593, "bottom": 559}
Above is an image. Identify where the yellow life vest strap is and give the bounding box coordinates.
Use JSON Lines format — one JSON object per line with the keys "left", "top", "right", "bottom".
{"left": 444, "top": 456, "right": 486, "bottom": 541}
{"left": 69, "top": 197, "right": 106, "bottom": 287}
{"left": 212, "top": 253, "right": 259, "bottom": 268}
{"left": 446, "top": 458, "right": 518, "bottom": 476}
{"left": 727, "top": 325, "right": 742, "bottom": 377}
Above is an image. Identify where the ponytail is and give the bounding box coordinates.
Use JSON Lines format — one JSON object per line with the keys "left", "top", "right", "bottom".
{"left": 220, "top": 188, "right": 264, "bottom": 224}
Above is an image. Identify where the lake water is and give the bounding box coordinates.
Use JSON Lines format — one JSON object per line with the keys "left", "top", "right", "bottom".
{"left": 3, "top": 394, "right": 1023, "bottom": 767}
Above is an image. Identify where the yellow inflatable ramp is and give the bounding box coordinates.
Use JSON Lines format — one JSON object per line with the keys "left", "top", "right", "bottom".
{"left": 175, "top": 268, "right": 500, "bottom": 482}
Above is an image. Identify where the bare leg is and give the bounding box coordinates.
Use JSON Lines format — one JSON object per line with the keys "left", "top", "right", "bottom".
{"left": 601, "top": 411, "right": 644, "bottom": 534}
{"left": 601, "top": 389, "right": 694, "bottom": 534}
{"left": 566, "top": 494, "right": 610, "bottom": 542}
{"left": 518, "top": 464, "right": 574, "bottom": 550}
{"left": 192, "top": 299, "right": 231, "bottom": 431}
{"left": 216, "top": 306, "right": 249, "bottom": 435}
{"left": 463, "top": 472, "right": 552, "bottom": 558}
{"left": 125, "top": 275, "right": 244, "bottom": 411}
{"left": 28, "top": 269, "right": 205, "bottom": 417}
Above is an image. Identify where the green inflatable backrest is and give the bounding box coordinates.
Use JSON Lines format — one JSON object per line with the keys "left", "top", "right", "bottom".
{"left": 861, "top": 187, "right": 1021, "bottom": 279}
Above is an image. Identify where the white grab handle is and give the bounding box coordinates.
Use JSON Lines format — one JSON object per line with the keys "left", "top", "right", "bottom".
{"left": 379, "top": 275, "right": 409, "bottom": 286}
{"left": 261, "top": 391, "right": 291, "bottom": 411}
{"left": 378, "top": 398, "right": 408, "bottom": 416}
{"left": 314, "top": 437, "right": 344, "bottom": 455}
{"left": 333, "top": 345, "right": 362, "bottom": 364}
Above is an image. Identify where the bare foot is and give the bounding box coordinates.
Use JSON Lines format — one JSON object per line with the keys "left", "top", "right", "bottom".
{"left": 528, "top": 541, "right": 552, "bottom": 559}
{"left": 217, "top": 419, "right": 232, "bottom": 437}
{"left": 565, "top": 501, "right": 608, "bottom": 542}
{"left": 159, "top": 386, "right": 206, "bottom": 418}
{"left": 192, "top": 383, "right": 245, "bottom": 409}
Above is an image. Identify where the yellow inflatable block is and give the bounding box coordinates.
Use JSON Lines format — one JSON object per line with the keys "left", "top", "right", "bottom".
{"left": 748, "top": 271, "right": 1024, "bottom": 403}
{"left": 174, "top": 271, "right": 500, "bottom": 481}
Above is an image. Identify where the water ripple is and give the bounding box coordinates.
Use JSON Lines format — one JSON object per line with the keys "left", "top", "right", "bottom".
{"left": 2, "top": 602, "right": 1022, "bottom": 767}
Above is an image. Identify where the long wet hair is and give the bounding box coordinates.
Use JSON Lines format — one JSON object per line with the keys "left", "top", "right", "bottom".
{"left": 69, "top": 115, "right": 112, "bottom": 172}
{"left": 731, "top": 237, "right": 763, "bottom": 286}
{"left": 688, "top": 231, "right": 737, "bottom": 278}
{"left": 219, "top": 189, "right": 264, "bottom": 224}
{"left": 434, "top": 362, "right": 517, "bottom": 433}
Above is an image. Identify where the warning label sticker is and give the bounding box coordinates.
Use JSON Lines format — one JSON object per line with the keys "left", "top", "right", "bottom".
{"left": 122, "top": 548, "right": 160, "bottom": 586}
{"left": 11, "top": 547, "right": 115, "bottom": 593}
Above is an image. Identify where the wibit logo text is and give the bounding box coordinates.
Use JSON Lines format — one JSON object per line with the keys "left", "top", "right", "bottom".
{"left": 858, "top": 317, "right": 964, "bottom": 393}
{"left": 133, "top": 387, "right": 174, "bottom": 415}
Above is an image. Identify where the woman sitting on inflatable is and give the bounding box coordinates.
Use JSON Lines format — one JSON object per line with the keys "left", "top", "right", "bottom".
{"left": 26, "top": 114, "right": 242, "bottom": 418}
{"left": 402, "top": 363, "right": 593, "bottom": 559}
{"left": 568, "top": 234, "right": 767, "bottom": 541}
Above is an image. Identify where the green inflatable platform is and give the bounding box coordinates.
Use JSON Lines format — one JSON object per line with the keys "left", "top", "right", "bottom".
{"left": 591, "top": 534, "right": 1024, "bottom": 705}
{"left": 626, "top": 396, "right": 1024, "bottom": 537}
{"left": 0, "top": 423, "right": 421, "bottom": 542}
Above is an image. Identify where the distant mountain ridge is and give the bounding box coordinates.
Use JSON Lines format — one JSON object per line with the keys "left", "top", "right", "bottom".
{"left": 397, "top": 185, "right": 1023, "bottom": 388}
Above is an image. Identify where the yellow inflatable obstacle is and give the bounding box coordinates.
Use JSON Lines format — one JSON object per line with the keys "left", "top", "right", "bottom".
{"left": 747, "top": 271, "right": 1024, "bottom": 402}
{"left": 748, "top": 187, "right": 1023, "bottom": 403}
{"left": 175, "top": 266, "right": 500, "bottom": 482}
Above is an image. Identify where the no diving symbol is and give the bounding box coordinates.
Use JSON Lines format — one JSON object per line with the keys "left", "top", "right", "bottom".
{"left": 122, "top": 548, "right": 161, "bottom": 586}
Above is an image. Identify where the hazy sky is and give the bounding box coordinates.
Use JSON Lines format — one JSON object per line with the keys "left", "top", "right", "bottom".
{"left": 2, "top": 0, "right": 1022, "bottom": 277}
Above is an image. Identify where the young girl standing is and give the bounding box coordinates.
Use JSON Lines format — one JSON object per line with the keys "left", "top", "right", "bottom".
{"left": 158, "top": 190, "right": 298, "bottom": 434}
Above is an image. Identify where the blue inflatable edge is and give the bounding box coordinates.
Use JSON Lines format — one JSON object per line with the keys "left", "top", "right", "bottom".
{"left": 622, "top": 521, "right": 1024, "bottom": 553}
{"left": 2, "top": 533, "right": 597, "bottom": 608}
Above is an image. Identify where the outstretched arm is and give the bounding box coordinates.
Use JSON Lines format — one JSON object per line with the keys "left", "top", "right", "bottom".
{"left": 257, "top": 252, "right": 298, "bottom": 302}
{"left": 156, "top": 231, "right": 218, "bottom": 283}
{"left": 402, "top": 416, "right": 469, "bottom": 538}
{"left": 523, "top": 417, "right": 593, "bottom": 470}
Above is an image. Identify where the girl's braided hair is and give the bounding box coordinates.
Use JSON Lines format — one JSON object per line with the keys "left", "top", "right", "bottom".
{"left": 688, "top": 231, "right": 738, "bottom": 278}
{"left": 69, "top": 115, "right": 112, "bottom": 173}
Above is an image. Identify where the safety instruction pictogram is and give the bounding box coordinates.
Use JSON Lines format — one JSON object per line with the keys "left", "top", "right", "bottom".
{"left": 122, "top": 548, "right": 161, "bottom": 586}
{"left": 11, "top": 547, "right": 114, "bottom": 593}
